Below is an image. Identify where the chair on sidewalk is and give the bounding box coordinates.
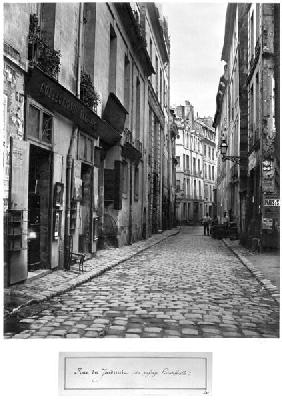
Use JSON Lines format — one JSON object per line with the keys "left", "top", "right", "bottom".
{"left": 68, "top": 235, "right": 86, "bottom": 272}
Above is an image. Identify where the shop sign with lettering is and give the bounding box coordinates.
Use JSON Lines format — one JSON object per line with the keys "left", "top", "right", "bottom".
{"left": 262, "top": 218, "right": 273, "bottom": 230}
{"left": 264, "top": 198, "right": 280, "bottom": 207}
{"left": 25, "top": 67, "right": 100, "bottom": 138}
{"left": 263, "top": 194, "right": 280, "bottom": 219}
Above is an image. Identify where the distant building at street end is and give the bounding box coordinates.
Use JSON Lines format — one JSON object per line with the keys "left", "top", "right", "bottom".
{"left": 213, "top": 3, "right": 280, "bottom": 249}
{"left": 174, "top": 101, "right": 216, "bottom": 224}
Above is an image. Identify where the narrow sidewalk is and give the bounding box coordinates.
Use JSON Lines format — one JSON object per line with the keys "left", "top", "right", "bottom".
{"left": 223, "top": 238, "right": 280, "bottom": 304}
{"left": 4, "top": 227, "right": 180, "bottom": 317}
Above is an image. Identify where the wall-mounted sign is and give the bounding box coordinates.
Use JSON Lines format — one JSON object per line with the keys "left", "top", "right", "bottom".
{"left": 73, "top": 178, "right": 83, "bottom": 201}
{"left": 53, "top": 209, "right": 62, "bottom": 240}
{"left": 25, "top": 67, "right": 99, "bottom": 138}
{"left": 54, "top": 182, "right": 64, "bottom": 208}
{"left": 264, "top": 198, "right": 280, "bottom": 207}
{"left": 262, "top": 218, "right": 273, "bottom": 230}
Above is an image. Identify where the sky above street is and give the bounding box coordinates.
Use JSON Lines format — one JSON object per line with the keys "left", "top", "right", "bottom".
{"left": 162, "top": 1, "right": 227, "bottom": 119}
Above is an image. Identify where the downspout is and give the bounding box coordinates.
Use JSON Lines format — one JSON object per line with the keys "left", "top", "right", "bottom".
{"left": 64, "top": 126, "right": 78, "bottom": 269}
{"left": 128, "top": 60, "right": 135, "bottom": 244}
{"left": 64, "top": 3, "right": 83, "bottom": 269}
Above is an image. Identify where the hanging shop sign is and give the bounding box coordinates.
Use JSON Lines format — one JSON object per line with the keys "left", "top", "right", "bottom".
{"left": 25, "top": 67, "right": 99, "bottom": 138}
{"left": 262, "top": 160, "right": 275, "bottom": 192}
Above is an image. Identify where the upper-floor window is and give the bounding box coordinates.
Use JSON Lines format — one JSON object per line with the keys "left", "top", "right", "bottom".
{"left": 134, "top": 166, "right": 139, "bottom": 201}
{"left": 212, "top": 148, "right": 214, "bottom": 160}
{"left": 193, "top": 157, "right": 196, "bottom": 174}
{"left": 155, "top": 56, "right": 159, "bottom": 95}
{"left": 212, "top": 165, "right": 214, "bottom": 181}
{"left": 250, "top": 11, "right": 254, "bottom": 58}
{"left": 135, "top": 77, "right": 140, "bottom": 139}
{"left": 109, "top": 25, "right": 117, "bottom": 93}
{"left": 208, "top": 146, "right": 211, "bottom": 159}
{"left": 124, "top": 55, "right": 130, "bottom": 127}
{"left": 204, "top": 144, "right": 207, "bottom": 156}
{"left": 256, "top": 4, "right": 260, "bottom": 42}
{"left": 122, "top": 161, "right": 128, "bottom": 194}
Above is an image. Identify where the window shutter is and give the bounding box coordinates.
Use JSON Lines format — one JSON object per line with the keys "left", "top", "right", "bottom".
{"left": 104, "top": 169, "right": 115, "bottom": 205}
{"left": 114, "top": 160, "right": 122, "bottom": 210}
{"left": 9, "top": 137, "right": 30, "bottom": 284}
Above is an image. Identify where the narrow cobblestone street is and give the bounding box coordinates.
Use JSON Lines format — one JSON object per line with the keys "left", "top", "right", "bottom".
{"left": 5, "top": 227, "right": 279, "bottom": 339}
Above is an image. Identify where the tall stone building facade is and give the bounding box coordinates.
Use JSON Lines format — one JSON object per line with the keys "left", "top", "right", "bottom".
{"left": 214, "top": 3, "right": 279, "bottom": 249}
{"left": 143, "top": 4, "right": 171, "bottom": 235}
{"left": 3, "top": 2, "right": 175, "bottom": 286}
{"left": 174, "top": 101, "right": 216, "bottom": 224}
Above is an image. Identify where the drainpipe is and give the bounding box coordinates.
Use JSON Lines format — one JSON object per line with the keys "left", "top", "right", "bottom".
{"left": 129, "top": 163, "right": 133, "bottom": 244}
{"left": 64, "top": 3, "right": 83, "bottom": 269}
{"left": 64, "top": 126, "right": 78, "bottom": 270}
{"left": 76, "top": 2, "right": 84, "bottom": 98}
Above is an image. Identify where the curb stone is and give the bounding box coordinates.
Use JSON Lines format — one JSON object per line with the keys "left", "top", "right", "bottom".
{"left": 222, "top": 238, "right": 280, "bottom": 305}
{"left": 4, "top": 228, "right": 180, "bottom": 318}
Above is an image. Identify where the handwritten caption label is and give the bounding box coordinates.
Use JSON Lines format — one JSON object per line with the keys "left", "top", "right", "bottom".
{"left": 63, "top": 355, "right": 209, "bottom": 390}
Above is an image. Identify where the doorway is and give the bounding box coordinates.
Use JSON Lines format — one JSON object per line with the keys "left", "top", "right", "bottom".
{"left": 79, "top": 163, "right": 93, "bottom": 253}
{"left": 28, "top": 145, "right": 51, "bottom": 270}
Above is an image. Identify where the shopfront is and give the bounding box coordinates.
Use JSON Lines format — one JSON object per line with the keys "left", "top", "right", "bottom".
{"left": 6, "top": 66, "right": 120, "bottom": 284}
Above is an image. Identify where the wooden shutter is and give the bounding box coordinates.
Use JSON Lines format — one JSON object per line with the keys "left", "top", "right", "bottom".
{"left": 114, "top": 160, "right": 122, "bottom": 210}
{"left": 9, "top": 137, "right": 30, "bottom": 284}
{"left": 104, "top": 169, "right": 115, "bottom": 204}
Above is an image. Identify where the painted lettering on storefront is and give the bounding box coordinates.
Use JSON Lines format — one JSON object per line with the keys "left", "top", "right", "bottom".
{"left": 39, "top": 82, "right": 97, "bottom": 130}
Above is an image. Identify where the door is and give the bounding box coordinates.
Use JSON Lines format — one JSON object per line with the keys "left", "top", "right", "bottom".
{"left": 9, "top": 137, "right": 29, "bottom": 284}
{"left": 28, "top": 145, "right": 51, "bottom": 270}
{"left": 80, "top": 163, "right": 93, "bottom": 253}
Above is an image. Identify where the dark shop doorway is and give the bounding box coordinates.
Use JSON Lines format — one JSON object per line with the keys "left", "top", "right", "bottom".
{"left": 28, "top": 145, "right": 51, "bottom": 270}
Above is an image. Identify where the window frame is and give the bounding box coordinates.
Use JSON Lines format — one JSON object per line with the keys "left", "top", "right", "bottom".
{"left": 26, "top": 97, "right": 54, "bottom": 149}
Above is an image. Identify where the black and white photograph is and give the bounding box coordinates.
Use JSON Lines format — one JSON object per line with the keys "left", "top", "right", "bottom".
{"left": 1, "top": 1, "right": 281, "bottom": 399}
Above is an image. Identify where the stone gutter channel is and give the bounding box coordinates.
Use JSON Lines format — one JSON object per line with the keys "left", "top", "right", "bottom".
{"left": 4, "top": 228, "right": 180, "bottom": 319}
{"left": 222, "top": 238, "right": 280, "bottom": 305}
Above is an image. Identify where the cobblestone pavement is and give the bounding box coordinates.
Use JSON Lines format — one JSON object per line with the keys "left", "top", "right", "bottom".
{"left": 5, "top": 226, "right": 279, "bottom": 338}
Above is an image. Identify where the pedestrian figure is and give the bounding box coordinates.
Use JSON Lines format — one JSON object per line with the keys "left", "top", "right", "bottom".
{"left": 223, "top": 211, "right": 230, "bottom": 236}
{"left": 203, "top": 213, "right": 211, "bottom": 236}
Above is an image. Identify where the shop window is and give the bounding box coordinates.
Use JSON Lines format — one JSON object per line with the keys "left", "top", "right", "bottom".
{"left": 42, "top": 113, "right": 52, "bottom": 144}
{"left": 27, "top": 101, "right": 53, "bottom": 145}
{"left": 29, "top": 105, "right": 40, "bottom": 139}
{"left": 134, "top": 166, "right": 139, "bottom": 201}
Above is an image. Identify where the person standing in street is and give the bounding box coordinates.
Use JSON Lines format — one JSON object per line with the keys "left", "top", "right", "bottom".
{"left": 203, "top": 213, "right": 211, "bottom": 236}
{"left": 223, "top": 211, "right": 230, "bottom": 236}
